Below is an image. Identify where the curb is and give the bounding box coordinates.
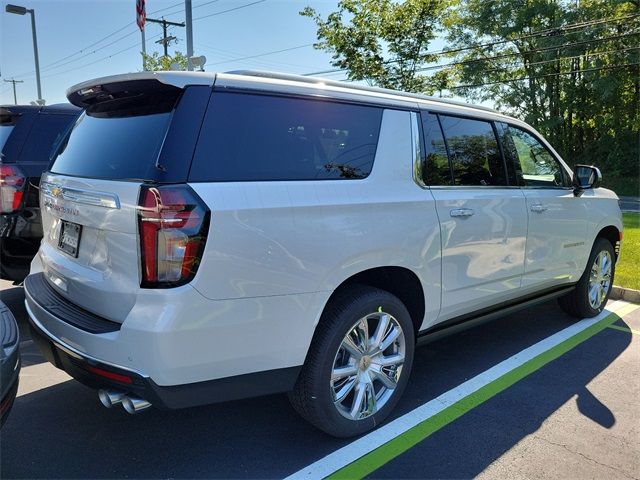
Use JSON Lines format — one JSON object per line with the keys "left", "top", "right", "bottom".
{"left": 610, "top": 285, "right": 640, "bottom": 304}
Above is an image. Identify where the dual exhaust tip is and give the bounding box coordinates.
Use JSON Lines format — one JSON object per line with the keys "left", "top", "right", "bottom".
{"left": 98, "top": 389, "right": 151, "bottom": 414}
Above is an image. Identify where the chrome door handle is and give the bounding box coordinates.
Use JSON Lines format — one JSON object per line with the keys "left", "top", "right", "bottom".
{"left": 530, "top": 204, "right": 548, "bottom": 213}
{"left": 450, "top": 208, "right": 475, "bottom": 218}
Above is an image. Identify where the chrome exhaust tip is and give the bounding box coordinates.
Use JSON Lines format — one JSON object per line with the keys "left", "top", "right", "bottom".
{"left": 122, "top": 395, "right": 152, "bottom": 414}
{"left": 98, "top": 389, "right": 126, "bottom": 408}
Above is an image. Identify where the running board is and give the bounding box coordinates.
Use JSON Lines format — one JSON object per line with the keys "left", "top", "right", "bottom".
{"left": 417, "top": 285, "right": 576, "bottom": 346}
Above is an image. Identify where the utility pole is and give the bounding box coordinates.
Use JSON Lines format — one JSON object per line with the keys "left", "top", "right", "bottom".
{"left": 4, "top": 78, "right": 24, "bottom": 104}
{"left": 147, "top": 17, "right": 185, "bottom": 57}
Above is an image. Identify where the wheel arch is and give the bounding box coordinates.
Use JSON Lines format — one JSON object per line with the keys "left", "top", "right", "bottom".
{"left": 595, "top": 224, "right": 622, "bottom": 260}
{"left": 319, "top": 266, "right": 426, "bottom": 337}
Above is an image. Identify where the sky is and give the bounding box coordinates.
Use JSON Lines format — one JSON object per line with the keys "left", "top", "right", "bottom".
{"left": 0, "top": 0, "right": 349, "bottom": 105}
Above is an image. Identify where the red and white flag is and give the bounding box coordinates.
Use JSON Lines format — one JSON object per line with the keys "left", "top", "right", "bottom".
{"left": 136, "top": 0, "right": 146, "bottom": 31}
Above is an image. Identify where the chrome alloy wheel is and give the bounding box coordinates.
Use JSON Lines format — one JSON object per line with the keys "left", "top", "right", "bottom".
{"left": 330, "top": 311, "right": 406, "bottom": 421}
{"left": 588, "top": 250, "right": 612, "bottom": 309}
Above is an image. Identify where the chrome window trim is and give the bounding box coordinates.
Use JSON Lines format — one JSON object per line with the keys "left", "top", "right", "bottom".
{"left": 410, "top": 111, "right": 427, "bottom": 189}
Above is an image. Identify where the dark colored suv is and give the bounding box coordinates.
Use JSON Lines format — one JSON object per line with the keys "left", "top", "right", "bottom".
{"left": 0, "top": 104, "right": 81, "bottom": 281}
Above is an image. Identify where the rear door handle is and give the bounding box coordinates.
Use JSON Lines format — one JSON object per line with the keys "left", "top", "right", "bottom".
{"left": 450, "top": 208, "right": 475, "bottom": 218}
{"left": 530, "top": 204, "right": 548, "bottom": 213}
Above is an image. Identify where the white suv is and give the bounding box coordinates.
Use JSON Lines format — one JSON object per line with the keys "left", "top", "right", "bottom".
{"left": 24, "top": 71, "right": 622, "bottom": 437}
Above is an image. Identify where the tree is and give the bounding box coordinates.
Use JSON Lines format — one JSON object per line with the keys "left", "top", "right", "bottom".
{"left": 301, "top": 0, "right": 452, "bottom": 93}
{"left": 446, "top": 0, "right": 639, "bottom": 193}
{"left": 142, "top": 51, "right": 189, "bottom": 72}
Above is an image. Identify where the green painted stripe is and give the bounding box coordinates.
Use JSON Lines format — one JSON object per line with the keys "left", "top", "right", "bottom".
{"left": 607, "top": 324, "right": 640, "bottom": 335}
{"left": 328, "top": 304, "right": 639, "bottom": 480}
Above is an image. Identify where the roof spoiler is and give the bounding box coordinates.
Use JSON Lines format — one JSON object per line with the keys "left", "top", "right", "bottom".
{"left": 66, "top": 71, "right": 216, "bottom": 108}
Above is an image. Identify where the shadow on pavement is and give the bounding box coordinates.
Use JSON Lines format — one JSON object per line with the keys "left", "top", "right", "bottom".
{"left": 369, "top": 313, "right": 632, "bottom": 479}
{"left": 0, "top": 300, "right": 632, "bottom": 479}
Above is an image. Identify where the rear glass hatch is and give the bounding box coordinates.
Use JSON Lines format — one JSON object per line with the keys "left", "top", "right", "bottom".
{"left": 39, "top": 79, "right": 211, "bottom": 323}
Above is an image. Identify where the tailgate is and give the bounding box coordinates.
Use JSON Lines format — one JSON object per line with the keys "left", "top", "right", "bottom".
{"left": 34, "top": 75, "right": 213, "bottom": 323}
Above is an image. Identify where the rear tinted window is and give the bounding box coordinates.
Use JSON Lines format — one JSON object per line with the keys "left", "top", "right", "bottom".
{"left": 18, "top": 114, "right": 77, "bottom": 164}
{"left": 439, "top": 115, "right": 506, "bottom": 186}
{"left": 51, "top": 85, "right": 180, "bottom": 181}
{"left": 189, "top": 92, "right": 383, "bottom": 182}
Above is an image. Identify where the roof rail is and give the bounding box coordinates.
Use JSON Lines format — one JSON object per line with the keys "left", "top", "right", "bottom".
{"left": 225, "top": 69, "right": 501, "bottom": 114}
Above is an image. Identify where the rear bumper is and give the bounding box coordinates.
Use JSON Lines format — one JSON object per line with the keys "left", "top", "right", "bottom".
{"left": 27, "top": 308, "right": 301, "bottom": 409}
{"left": 1, "top": 302, "right": 21, "bottom": 426}
{"left": 23, "top": 272, "right": 318, "bottom": 409}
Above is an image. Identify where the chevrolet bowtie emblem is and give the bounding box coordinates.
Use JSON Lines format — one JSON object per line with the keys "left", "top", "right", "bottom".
{"left": 51, "top": 187, "right": 63, "bottom": 198}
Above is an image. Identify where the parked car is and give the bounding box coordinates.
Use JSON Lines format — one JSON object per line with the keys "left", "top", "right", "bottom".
{"left": 0, "top": 104, "right": 81, "bottom": 282}
{"left": 23, "top": 71, "right": 622, "bottom": 437}
{"left": 0, "top": 301, "right": 20, "bottom": 426}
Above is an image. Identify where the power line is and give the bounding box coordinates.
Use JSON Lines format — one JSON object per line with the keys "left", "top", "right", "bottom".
{"left": 449, "top": 62, "right": 640, "bottom": 90}
{"left": 193, "top": 0, "right": 266, "bottom": 21}
{"left": 22, "top": 28, "right": 142, "bottom": 78}
{"left": 5, "top": 1, "right": 183, "bottom": 79}
{"left": 197, "top": 43, "right": 316, "bottom": 69}
{"left": 305, "top": 13, "right": 640, "bottom": 76}
{"left": 204, "top": 43, "right": 313, "bottom": 67}
{"left": 41, "top": 33, "right": 162, "bottom": 80}
{"left": 413, "top": 32, "right": 639, "bottom": 74}
{"left": 149, "top": 0, "right": 223, "bottom": 19}
{"left": 7, "top": 0, "right": 266, "bottom": 81}
{"left": 458, "top": 46, "right": 639, "bottom": 78}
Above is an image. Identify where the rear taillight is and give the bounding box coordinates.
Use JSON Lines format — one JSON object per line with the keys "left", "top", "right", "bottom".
{"left": 0, "top": 164, "right": 26, "bottom": 213}
{"left": 138, "top": 184, "right": 210, "bottom": 288}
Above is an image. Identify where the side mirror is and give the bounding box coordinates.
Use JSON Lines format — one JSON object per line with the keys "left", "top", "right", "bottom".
{"left": 573, "top": 164, "right": 602, "bottom": 196}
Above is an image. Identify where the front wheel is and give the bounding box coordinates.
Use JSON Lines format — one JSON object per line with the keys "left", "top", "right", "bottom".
{"left": 289, "top": 285, "right": 415, "bottom": 437}
{"left": 558, "top": 238, "right": 615, "bottom": 318}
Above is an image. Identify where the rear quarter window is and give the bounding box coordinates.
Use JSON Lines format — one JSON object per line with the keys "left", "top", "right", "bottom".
{"left": 18, "top": 114, "right": 78, "bottom": 165}
{"left": 189, "top": 92, "right": 383, "bottom": 182}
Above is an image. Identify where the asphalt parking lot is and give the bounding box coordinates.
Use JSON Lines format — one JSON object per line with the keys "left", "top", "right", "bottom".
{"left": 1, "top": 278, "right": 639, "bottom": 479}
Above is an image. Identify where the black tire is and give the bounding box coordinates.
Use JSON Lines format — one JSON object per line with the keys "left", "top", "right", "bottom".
{"left": 289, "top": 285, "right": 415, "bottom": 438}
{"left": 558, "top": 237, "right": 616, "bottom": 318}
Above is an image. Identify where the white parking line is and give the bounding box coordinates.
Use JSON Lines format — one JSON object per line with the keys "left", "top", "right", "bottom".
{"left": 285, "top": 300, "right": 631, "bottom": 480}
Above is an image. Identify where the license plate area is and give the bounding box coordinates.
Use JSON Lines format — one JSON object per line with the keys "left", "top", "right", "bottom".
{"left": 58, "top": 220, "right": 82, "bottom": 257}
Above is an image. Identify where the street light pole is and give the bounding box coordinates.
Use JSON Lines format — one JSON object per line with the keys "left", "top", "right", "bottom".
{"left": 5, "top": 4, "right": 43, "bottom": 104}
{"left": 185, "top": 0, "right": 193, "bottom": 71}
{"left": 28, "top": 8, "right": 42, "bottom": 102}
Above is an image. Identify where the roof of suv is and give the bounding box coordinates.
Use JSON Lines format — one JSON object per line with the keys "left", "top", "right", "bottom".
{"left": 66, "top": 70, "right": 515, "bottom": 123}
{"left": 1, "top": 103, "right": 81, "bottom": 115}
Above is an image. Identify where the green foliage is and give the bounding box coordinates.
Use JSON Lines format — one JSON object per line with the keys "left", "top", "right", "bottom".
{"left": 447, "top": 0, "right": 639, "bottom": 192}
{"left": 142, "top": 51, "right": 188, "bottom": 72}
{"left": 301, "top": 0, "right": 452, "bottom": 92}
{"left": 302, "top": 0, "right": 640, "bottom": 194}
{"left": 616, "top": 213, "right": 640, "bottom": 290}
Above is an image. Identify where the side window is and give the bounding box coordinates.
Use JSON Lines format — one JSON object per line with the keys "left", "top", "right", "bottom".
{"left": 189, "top": 92, "right": 383, "bottom": 182}
{"left": 439, "top": 115, "right": 507, "bottom": 186}
{"left": 19, "top": 114, "right": 78, "bottom": 164}
{"left": 420, "top": 112, "right": 451, "bottom": 185}
{"left": 506, "top": 125, "right": 568, "bottom": 187}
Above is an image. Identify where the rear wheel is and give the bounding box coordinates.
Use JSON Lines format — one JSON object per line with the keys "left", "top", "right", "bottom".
{"left": 558, "top": 237, "right": 615, "bottom": 318}
{"left": 289, "top": 285, "right": 415, "bottom": 437}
